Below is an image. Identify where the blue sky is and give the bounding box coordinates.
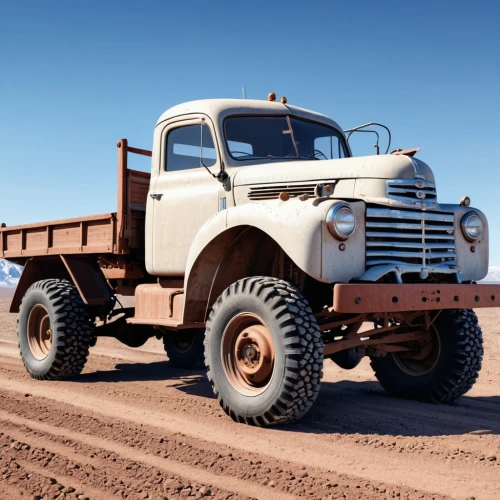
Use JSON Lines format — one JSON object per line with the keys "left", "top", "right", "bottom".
{"left": 1, "top": 1, "right": 499, "bottom": 262}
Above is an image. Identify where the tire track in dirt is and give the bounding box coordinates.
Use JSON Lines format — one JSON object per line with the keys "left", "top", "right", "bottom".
{"left": 2, "top": 378, "right": 496, "bottom": 499}
{"left": 1, "top": 436, "right": 118, "bottom": 500}
{"left": 1, "top": 432, "right": 223, "bottom": 500}
{"left": 0, "top": 389, "right": 457, "bottom": 500}
{"left": 2, "top": 354, "right": 498, "bottom": 473}
{"left": 1, "top": 425, "right": 236, "bottom": 499}
{"left": 0, "top": 393, "right": 448, "bottom": 500}
{"left": 0, "top": 411, "right": 296, "bottom": 500}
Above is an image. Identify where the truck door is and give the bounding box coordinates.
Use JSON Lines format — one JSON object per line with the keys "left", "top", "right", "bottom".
{"left": 149, "top": 117, "right": 222, "bottom": 275}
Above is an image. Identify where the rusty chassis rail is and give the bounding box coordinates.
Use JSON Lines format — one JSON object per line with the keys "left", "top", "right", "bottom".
{"left": 320, "top": 310, "right": 441, "bottom": 357}
{"left": 318, "top": 283, "right": 500, "bottom": 357}
{"left": 331, "top": 283, "right": 500, "bottom": 314}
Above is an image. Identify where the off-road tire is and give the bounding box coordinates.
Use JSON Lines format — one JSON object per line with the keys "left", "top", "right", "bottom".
{"left": 18, "top": 279, "right": 93, "bottom": 380}
{"left": 204, "top": 277, "right": 324, "bottom": 426}
{"left": 370, "top": 309, "right": 483, "bottom": 403}
{"left": 163, "top": 330, "right": 205, "bottom": 369}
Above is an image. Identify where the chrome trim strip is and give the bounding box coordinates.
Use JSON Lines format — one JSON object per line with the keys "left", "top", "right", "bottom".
{"left": 366, "top": 221, "right": 454, "bottom": 231}
{"left": 387, "top": 178, "right": 436, "bottom": 188}
{"left": 368, "top": 208, "right": 454, "bottom": 222}
{"left": 366, "top": 250, "right": 456, "bottom": 259}
{"left": 366, "top": 231, "right": 454, "bottom": 239}
{"left": 366, "top": 259, "right": 457, "bottom": 267}
{"left": 366, "top": 241, "right": 455, "bottom": 249}
{"left": 386, "top": 178, "right": 437, "bottom": 205}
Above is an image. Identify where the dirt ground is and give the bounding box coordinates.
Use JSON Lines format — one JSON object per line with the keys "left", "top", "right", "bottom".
{"left": 0, "top": 290, "right": 498, "bottom": 500}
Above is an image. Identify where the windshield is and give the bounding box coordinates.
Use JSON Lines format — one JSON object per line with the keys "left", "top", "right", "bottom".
{"left": 224, "top": 116, "right": 348, "bottom": 161}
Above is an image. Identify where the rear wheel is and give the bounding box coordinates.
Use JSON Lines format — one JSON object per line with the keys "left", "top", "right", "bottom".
{"left": 370, "top": 309, "right": 483, "bottom": 402}
{"left": 205, "top": 277, "right": 323, "bottom": 426}
{"left": 18, "top": 279, "right": 93, "bottom": 380}
{"left": 163, "top": 330, "right": 205, "bottom": 369}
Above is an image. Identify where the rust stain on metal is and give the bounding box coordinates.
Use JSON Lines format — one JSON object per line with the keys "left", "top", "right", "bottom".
{"left": 391, "top": 147, "right": 420, "bottom": 157}
{"left": 332, "top": 283, "right": 500, "bottom": 313}
{"left": 132, "top": 284, "right": 187, "bottom": 326}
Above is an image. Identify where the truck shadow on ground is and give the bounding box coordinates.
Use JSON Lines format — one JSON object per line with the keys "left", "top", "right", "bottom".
{"left": 75, "top": 360, "right": 500, "bottom": 438}
{"left": 78, "top": 360, "right": 210, "bottom": 386}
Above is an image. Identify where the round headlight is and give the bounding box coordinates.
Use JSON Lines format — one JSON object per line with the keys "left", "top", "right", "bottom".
{"left": 461, "top": 212, "right": 483, "bottom": 242}
{"left": 326, "top": 204, "right": 356, "bottom": 240}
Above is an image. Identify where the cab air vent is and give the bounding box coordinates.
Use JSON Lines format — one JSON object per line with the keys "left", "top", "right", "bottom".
{"left": 248, "top": 183, "right": 317, "bottom": 200}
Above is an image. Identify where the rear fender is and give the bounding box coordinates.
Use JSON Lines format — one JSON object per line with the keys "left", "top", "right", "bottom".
{"left": 10, "top": 256, "right": 112, "bottom": 313}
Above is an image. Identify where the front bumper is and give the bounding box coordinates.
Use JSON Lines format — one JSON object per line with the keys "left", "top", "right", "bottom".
{"left": 333, "top": 283, "right": 500, "bottom": 313}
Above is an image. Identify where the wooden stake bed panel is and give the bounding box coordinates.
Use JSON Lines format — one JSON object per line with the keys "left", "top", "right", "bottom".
{"left": 0, "top": 214, "right": 116, "bottom": 258}
{"left": 333, "top": 283, "right": 500, "bottom": 313}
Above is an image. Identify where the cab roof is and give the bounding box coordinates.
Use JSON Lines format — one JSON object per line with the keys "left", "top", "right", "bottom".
{"left": 156, "top": 99, "right": 344, "bottom": 134}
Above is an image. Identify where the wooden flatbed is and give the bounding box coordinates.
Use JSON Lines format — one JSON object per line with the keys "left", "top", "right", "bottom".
{"left": 1, "top": 140, "right": 150, "bottom": 264}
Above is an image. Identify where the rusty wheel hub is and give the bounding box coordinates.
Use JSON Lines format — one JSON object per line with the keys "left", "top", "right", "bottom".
{"left": 27, "top": 304, "right": 52, "bottom": 360}
{"left": 394, "top": 327, "right": 440, "bottom": 376}
{"left": 222, "top": 313, "right": 275, "bottom": 395}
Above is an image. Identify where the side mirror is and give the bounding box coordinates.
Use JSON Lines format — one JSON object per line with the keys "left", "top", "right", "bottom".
{"left": 200, "top": 124, "right": 227, "bottom": 185}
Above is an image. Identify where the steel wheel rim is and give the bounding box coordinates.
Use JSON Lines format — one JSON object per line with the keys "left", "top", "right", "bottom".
{"left": 392, "top": 326, "right": 441, "bottom": 376}
{"left": 221, "top": 313, "right": 275, "bottom": 396}
{"left": 27, "top": 304, "right": 52, "bottom": 360}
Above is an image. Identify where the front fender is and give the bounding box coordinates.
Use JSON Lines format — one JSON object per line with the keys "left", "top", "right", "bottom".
{"left": 183, "top": 198, "right": 366, "bottom": 322}
{"left": 185, "top": 197, "right": 366, "bottom": 287}
{"left": 185, "top": 199, "right": 324, "bottom": 285}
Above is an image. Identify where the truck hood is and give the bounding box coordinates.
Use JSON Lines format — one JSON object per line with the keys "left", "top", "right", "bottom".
{"left": 232, "top": 154, "right": 438, "bottom": 209}
{"left": 232, "top": 154, "right": 434, "bottom": 187}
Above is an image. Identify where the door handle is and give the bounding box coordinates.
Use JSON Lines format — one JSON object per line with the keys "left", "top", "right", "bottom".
{"left": 150, "top": 192, "right": 162, "bottom": 200}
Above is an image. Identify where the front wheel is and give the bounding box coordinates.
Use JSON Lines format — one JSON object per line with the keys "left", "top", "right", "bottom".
{"left": 204, "top": 277, "right": 323, "bottom": 426}
{"left": 370, "top": 309, "right": 483, "bottom": 403}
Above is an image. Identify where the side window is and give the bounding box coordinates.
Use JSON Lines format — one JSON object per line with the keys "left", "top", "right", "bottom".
{"left": 166, "top": 124, "right": 217, "bottom": 172}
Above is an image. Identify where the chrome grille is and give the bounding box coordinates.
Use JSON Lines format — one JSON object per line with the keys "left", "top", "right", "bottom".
{"left": 386, "top": 179, "right": 437, "bottom": 203}
{"left": 248, "top": 183, "right": 317, "bottom": 200}
{"left": 366, "top": 207, "right": 456, "bottom": 267}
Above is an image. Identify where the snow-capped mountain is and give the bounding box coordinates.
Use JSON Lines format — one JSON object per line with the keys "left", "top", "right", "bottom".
{"left": 480, "top": 266, "right": 500, "bottom": 283}
{"left": 0, "top": 259, "right": 23, "bottom": 287}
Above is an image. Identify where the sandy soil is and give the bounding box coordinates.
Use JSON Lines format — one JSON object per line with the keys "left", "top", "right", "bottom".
{"left": 0, "top": 291, "right": 498, "bottom": 500}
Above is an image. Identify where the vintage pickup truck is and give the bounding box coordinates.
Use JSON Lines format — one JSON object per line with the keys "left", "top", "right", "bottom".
{"left": 1, "top": 94, "right": 495, "bottom": 426}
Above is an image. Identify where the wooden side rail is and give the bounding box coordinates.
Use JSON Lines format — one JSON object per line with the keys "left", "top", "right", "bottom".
{"left": 116, "top": 139, "right": 152, "bottom": 254}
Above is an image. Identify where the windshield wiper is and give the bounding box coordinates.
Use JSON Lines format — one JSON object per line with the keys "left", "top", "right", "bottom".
{"left": 267, "top": 155, "right": 317, "bottom": 161}
{"left": 283, "top": 116, "right": 300, "bottom": 157}
{"left": 232, "top": 154, "right": 317, "bottom": 161}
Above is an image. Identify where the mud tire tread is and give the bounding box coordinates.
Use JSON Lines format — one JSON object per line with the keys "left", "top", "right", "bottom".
{"left": 370, "top": 309, "right": 483, "bottom": 403}
{"left": 204, "top": 277, "right": 323, "bottom": 426}
{"left": 18, "top": 279, "right": 93, "bottom": 380}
